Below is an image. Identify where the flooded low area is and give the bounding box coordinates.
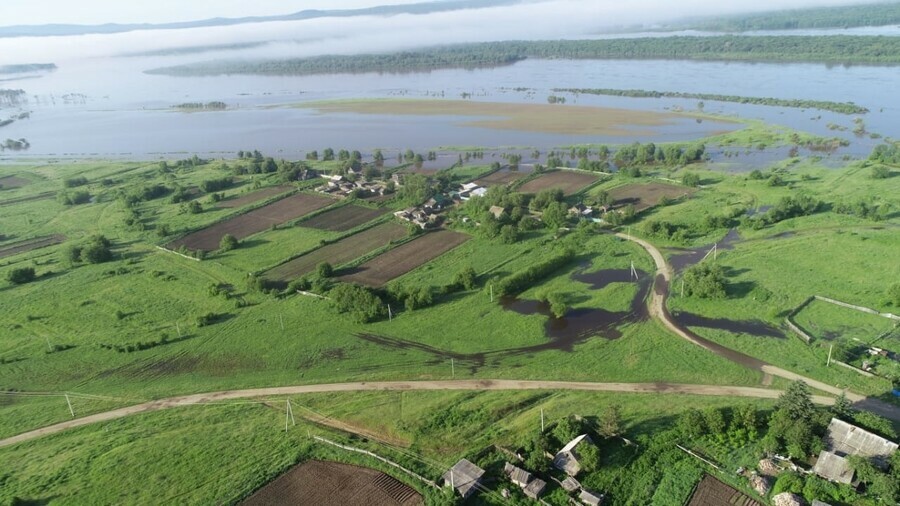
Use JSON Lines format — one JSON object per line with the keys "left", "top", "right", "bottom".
{"left": 668, "top": 229, "right": 742, "bottom": 273}
{"left": 672, "top": 311, "right": 785, "bottom": 339}
{"left": 357, "top": 268, "right": 651, "bottom": 372}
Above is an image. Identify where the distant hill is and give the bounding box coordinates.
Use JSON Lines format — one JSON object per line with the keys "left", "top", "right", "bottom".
{"left": 0, "top": 0, "right": 519, "bottom": 38}
{"left": 0, "top": 63, "right": 57, "bottom": 74}
{"left": 664, "top": 1, "right": 900, "bottom": 32}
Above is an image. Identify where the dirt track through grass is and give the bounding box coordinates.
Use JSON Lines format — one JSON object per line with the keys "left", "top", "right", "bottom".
{"left": 0, "top": 380, "right": 839, "bottom": 449}
{"left": 0, "top": 234, "right": 66, "bottom": 259}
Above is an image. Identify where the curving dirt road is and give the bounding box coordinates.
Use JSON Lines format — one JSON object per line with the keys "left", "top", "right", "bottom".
{"left": 0, "top": 380, "right": 838, "bottom": 449}
{"left": 615, "top": 232, "right": 900, "bottom": 422}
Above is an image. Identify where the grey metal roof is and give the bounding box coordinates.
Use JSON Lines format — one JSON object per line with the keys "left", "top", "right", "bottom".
{"left": 812, "top": 451, "right": 854, "bottom": 484}
{"left": 579, "top": 489, "right": 604, "bottom": 506}
{"left": 823, "top": 418, "right": 898, "bottom": 468}
{"left": 524, "top": 478, "right": 546, "bottom": 499}
{"left": 442, "top": 459, "right": 485, "bottom": 498}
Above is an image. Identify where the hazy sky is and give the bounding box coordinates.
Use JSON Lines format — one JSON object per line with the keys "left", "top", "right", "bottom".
{"left": 3, "top": 0, "right": 428, "bottom": 25}
{"left": 0, "top": 0, "right": 876, "bottom": 26}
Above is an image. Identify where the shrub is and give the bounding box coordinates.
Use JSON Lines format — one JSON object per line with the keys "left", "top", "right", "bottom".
{"left": 63, "top": 176, "right": 89, "bottom": 188}
{"left": 219, "top": 234, "right": 238, "bottom": 252}
{"left": 329, "top": 283, "right": 385, "bottom": 323}
{"left": 7, "top": 267, "right": 36, "bottom": 284}
{"left": 683, "top": 263, "right": 727, "bottom": 299}
{"left": 682, "top": 172, "right": 701, "bottom": 187}
{"left": 316, "top": 262, "right": 334, "bottom": 278}
{"left": 496, "top": 249, "right": 575, "bottom": 296}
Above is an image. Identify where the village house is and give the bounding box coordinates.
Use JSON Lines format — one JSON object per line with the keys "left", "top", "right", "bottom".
{"left": 443, "top": 459, "right": 485, "bottom": 499}
{"left": 502, "top": 462, "right": 546, "bottom": 500}
{"left": 812, "top": 418, "right": 898, "bottom": 484}
{"left": 579, "top": 489, "right": 604, "bottom": 506}
{"left": 553, "top": 434, "right": 595, "bottom": 476}
{"left": 489, "top": 205, "right": 506, "bottom": 219}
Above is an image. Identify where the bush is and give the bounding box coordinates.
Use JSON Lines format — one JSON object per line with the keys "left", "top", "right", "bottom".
{"left": 63, "top": 176, "right": 89, "bottom": 188}
{"left": 7, "top": 267, "right": 36, "bottom": 284}
{"left": 329, "top": 283, "right": 385, "bottom": 323}
{"left": 682, "top": 172, "right": 701, "bottom": 187}
{"left": 199, "top": 177, "right": 233, "bottom": 193}
{"left": 453, "top": 266, "right": 478, "bottom": 291}
{"left": 81, "top": 236, "right": 114, "bottom": 264}
{"left": 496, "top": 249, "right": 575, "bottom": 296}
{"left": 316, "top": 262, "right": 334, "bottom": 278}
{"left": 57, "top": 190, "right": 91, "bottom": 205}
{"left": 871, "top": 165, "right": 890, "bottom": 179}
{"left": 219, "top": 234, "right": 238, "bottom": 252}
{"left": 683, "top": 263, "right": 727, "bottom": 299}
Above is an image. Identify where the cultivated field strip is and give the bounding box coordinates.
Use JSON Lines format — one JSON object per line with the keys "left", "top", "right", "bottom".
{"left": 242, "top": 460, "right": 423, "bottom": 506}
{"left": 474, "top": 169, "right": 530, "bottom": 187}
{"left": 266, "top": 222, "right": 408, "bottom": 281}
{"left": 608, "top": 182, "right": 696, "bottom": 212}
{"left": 167, "top": 193, "right": 333, "bottom": 252}
{"left": 0, "top": 175, "right": 31, "bottom": 188}
{"left": 300, "top": 205, "right": 389, "bottom": 232}
{"left": 517, "top": 170, "right": 599, "bottom": 195}
{"left": 339, "top": 229, "right": 470, "bottom": 287}
{"left": 0, "top": 234, "right": 66, "bottom": 259}
{"left": 216, "top": 185, "right": 294, "bottom": 208}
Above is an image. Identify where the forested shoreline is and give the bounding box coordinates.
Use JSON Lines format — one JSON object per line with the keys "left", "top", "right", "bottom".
{"left": 148, "top": 35, "right": 900, "bottom": 76}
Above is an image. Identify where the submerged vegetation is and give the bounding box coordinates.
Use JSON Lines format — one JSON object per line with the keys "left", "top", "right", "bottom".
{"left": 556, "top": 87, "right": 869, "bottom": 115}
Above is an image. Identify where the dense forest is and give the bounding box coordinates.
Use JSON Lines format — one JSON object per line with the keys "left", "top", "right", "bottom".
{"left": 671, "top": 2, "right": 900, "bottom": 32}
{"left": 556, "top": 88, "right": 869, "bottom": 114}
{"left": 149, "top": 35, "right": 900, "bottom": 76}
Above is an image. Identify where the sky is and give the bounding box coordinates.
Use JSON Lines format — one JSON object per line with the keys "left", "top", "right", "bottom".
{"left": 0, "top": 0, "right": 877, "bottom": 26}
{"left": 0, "top": 0, "right": 882, "bottom": 65}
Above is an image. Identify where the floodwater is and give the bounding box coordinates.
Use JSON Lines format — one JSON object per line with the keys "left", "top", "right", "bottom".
{"left": 357, "top": 267, "right": 651, "bottom": 372}
{"left": 672, "top": 311, "right": 785, "bottom": 339}
{"left": 2, "top": 39, "right": 899, "bottom": 161}
{"left": 668, "top": 229, "right": 742, "bottom": 273}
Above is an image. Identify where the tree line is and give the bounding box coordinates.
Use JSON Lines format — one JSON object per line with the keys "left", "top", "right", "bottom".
{"left": 150, "top": 35, "right": 900, "bottom": 77}
{"left": 556, "top": 87, "right": 868, "bottom": 115}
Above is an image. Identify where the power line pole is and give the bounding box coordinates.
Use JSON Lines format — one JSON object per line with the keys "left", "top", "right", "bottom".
{"left": 451, "top": 358, "right": 455, "bottom": 378}
{"left": 827, "top": 344, "right": 833, "bottom": 367}
{"left": 45, "top": 337, "right": 52, "bottom": 352}
{"left": 65, "top": 393, "right": 75, "bottom": 418}
{"left": 285, "top": 400, "right": 296, "bottom": 432}
{"left": 388, "top": 304, "right": 392, "bottom": 322}
{"left": 540, "top": 408, "right": 545, "bottom": 433}
{"left": 490, "top": 284, "right": 494, "bottom": 303}
{"left": 279, "top": 314, "right": 284, "bottom": 332}
{"left": 630, "top": 261, "right": 638, "bottom": 281}
{"left": 681, "top": 278, "right": 685, "bottom": 298}
{"left": 175, "top": 322, "right": 181, "bottom": 337}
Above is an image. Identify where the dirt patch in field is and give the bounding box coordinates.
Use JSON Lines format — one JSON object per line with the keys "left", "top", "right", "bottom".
{"left": 517, "top": 171, "right": 599, "bottom": 195}
{"left": 0, "top": 175, "right": 31, "bottom": 189}
{"left": 266, "top": 222, "right": 408, "bottom": 282}
{"left": 474, "top": 168, "right": 531, "bottom": 187}
{"left": 0, "top": 234, "right": 65, "bottom": 259}
{"left": 687, "top": 474, "right": 762, "bottom": 506}
{"left": 301, "top": 205, "right": 388, "bottom": 232}
{"left": 608, "top": 182, "right": 696, "bottom": 212}
{"left": 167, "top": 193, "right": 333, "bottom": 252}
{"left": 242, "top": 460, "right": 422, "bottom": 506}
{"left": 217, "top": 185, "right": 294, "bottom": 208}
{"left": 339, "top": 229, "right": 470, "bottom": 287}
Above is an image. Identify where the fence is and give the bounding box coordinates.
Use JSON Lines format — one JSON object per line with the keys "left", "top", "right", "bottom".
{"left": 312, "top": 435, "right": 438, "bottom": 489}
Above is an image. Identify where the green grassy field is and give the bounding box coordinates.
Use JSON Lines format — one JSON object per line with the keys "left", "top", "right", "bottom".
{"left": 2, "top": 133, "right": 899, "bottom": 505}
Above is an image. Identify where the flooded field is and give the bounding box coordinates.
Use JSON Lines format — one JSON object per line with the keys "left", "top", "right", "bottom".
{"left": 1, "top": 53, "right": 897, "bottom": 161}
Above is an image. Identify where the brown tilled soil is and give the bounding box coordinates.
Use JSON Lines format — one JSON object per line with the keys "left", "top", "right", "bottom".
{"left": 0, "top": 234, "right": 66, "bottom": 259}
{"left": 242, "top": 460, "right": 423, "bottom": 506}
{"left": 300, "top": 205, "right": 388, "bottom": 232}
{"left": 266, "top": 222, "right": 407, "bottom": 281}
{"left": 608, "top": 182, "right": 696, "bottom": 212}
{"left": 339, "top": 229, "right": 470, "bottom": 287}
{"left": 167, "top": 193, "right": 333, "bottom": 252}
{"left": 517, "top": 170, "right": 598, "bottom": 195}
{"left": 474, "top": 169, "right": 530, "bottom": 187}
{"left": 687, "top": 474, "right": 762, "bottom": 506}
{"left": 217, "top": 186, "right": 294, "bottom": 208}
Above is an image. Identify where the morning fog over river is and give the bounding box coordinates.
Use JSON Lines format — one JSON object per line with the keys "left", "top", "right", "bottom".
{"left": 1, "top": 28, "right": 898, "bottom": 165}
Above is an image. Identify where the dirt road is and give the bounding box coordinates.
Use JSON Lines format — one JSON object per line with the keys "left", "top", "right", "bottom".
{"left": 0, "top": 380, "right": 837, "bottom": 449}
{"left": 615, "top": 232, "right": 900, "bottom": 422}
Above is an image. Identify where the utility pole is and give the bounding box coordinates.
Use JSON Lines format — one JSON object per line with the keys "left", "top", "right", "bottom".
{"left": 490, "top": 284, "right": 494, "bottom": 303}
{"left": 65, "top": 393, "right": 75, "bottom": 418}
{"left": 279, "top": 315, "right": 284, "bottom": 332}
{"left": 540, "top": 408, "right": 545, "bottom": 433}
{"left": 827, "top": 344, "right": 833, "bottom": 367}
{"left": 175, "top": 322, "right": 181, "bottom": 337}
{"left": 285, "top": 400, "right": 296, "bottom": 432}
{"left": 630, "top": 261, "right": 638, "bottom": 281}
{"left": 388, "top": 304, "right": 392, "bottom": 322}
{"left": 681, "top": 278, "right": 685, "bottom": 298}
{"left": 451, "top": 358, "right": 455, "bottom": 378}
{"left": 713, "top": 243, "right": 718, "bottom": 261}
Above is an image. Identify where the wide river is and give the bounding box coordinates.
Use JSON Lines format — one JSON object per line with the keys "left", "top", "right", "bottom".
{"left": 1, "top": 46, "right": 898, "bottom": 163}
